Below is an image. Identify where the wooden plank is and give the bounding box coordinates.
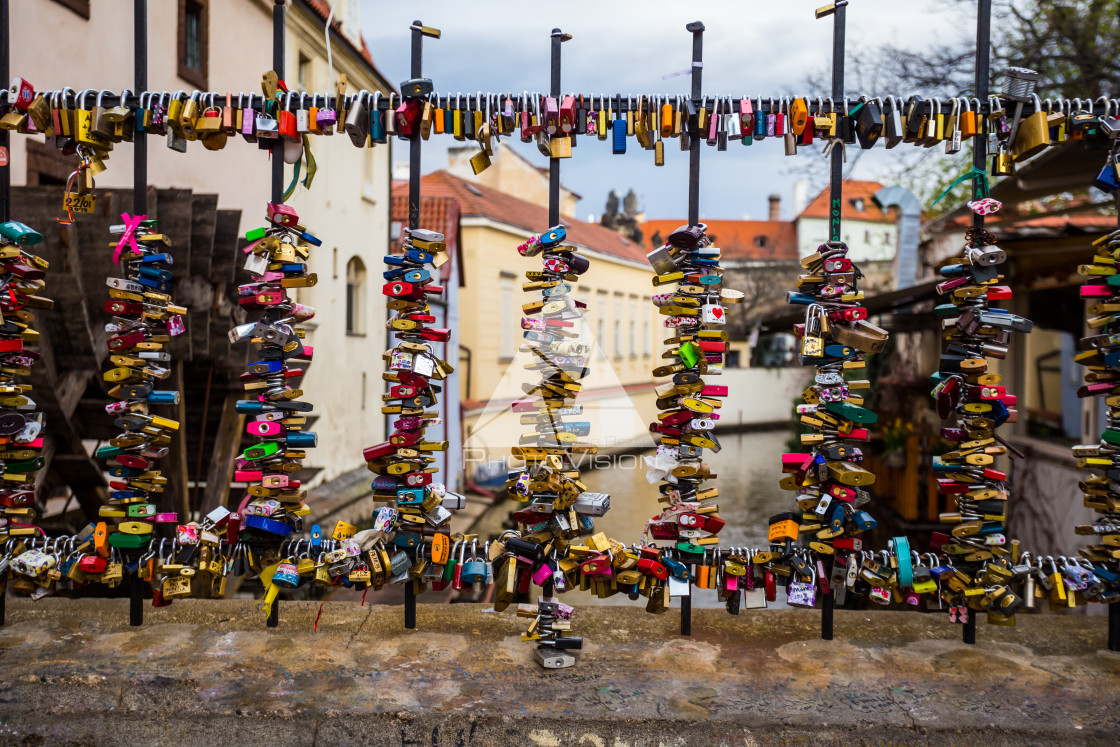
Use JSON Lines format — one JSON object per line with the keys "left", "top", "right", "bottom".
{"left": 189, "top": 194, "right": 217, "bottom": 281}
{"left": 210, "top": 209, "right": 242, "bottom": 285}
{"left": 199, "top": 392, "right": 244, "bottom": 514}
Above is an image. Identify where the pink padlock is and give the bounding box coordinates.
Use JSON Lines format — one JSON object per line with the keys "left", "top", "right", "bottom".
{"left": 531, "top": 562, "right": 553, "bottom": 586}
{"left": 247, "top": 420, "right": 283, "bottom": 437}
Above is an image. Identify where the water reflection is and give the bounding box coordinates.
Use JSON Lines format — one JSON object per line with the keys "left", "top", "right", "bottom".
{"left": 472, "top": 430, "right": 792, "bottom": 608}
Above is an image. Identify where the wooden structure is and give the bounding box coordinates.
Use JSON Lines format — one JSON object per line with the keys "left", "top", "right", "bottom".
{"left": 12, "top": 185, "right": 249, "bottom": 528}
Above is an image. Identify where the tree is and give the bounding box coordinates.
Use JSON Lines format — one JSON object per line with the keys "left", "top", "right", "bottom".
{"left": 798, "top": 0, "right": 1120, "bottom": 211}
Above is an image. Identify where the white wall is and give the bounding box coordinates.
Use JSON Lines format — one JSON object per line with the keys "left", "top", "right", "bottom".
{"left": 796, "top": 216, "right": 898, "bottom": 263}
{"left": 716, "top": 367, "right": 814, "bottom": 429}
{"left": 11, "top": 0, "right": 391, "bottom": 486}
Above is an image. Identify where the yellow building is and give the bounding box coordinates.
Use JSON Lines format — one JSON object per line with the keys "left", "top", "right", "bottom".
{"left": 416, "top": 146, "right": 663, "bottom": 484}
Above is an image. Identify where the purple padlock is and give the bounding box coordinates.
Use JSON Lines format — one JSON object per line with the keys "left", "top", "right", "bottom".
{"left": 316, "top": 107, "right": 337, "bottom": 130}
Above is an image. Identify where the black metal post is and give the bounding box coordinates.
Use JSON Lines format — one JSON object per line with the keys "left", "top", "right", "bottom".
{"left": 126, "top": 0, "right": 148, "bottom": 629}
{"left": 0, "top": 0, "right": 8, "bottom": 223}
{"left": 679, "top": 20, "right": 704, "bottom": 639}
{"left": 133, "top": 0, "right": 147, "bottom": 216}
{"left": 130, "top": 572, "right": 143, "bottom": 626}
{"left": 1109, "top": 603, "right": 1120, "bottom": 651}
{"left": 547, "top": 28, "right": 569, "bottom": 227}
{"left": 402, "top": 19, "right": 441, "bottom": 629}
{"left": 264, "top": 0, "right": 285, "bottom": 630}
{"left": 820, "top": 0, "right": 848, "bottom": 641}
{"left": 271, "top": 0, "right": 285, "bottom": 204}
{"left": 961, "top": 0, "right": 991, "bottom": 647}
{"left": 827, "top": 3, "right": 845, "bottom": 243}
{"left": 687, "top": 22, "right": 703, "bottom": 228}
{"left": 0, "top": 0, "right": 6, "bottom": 627}
{"left": 404, "top": 581, "right": 416, "bottom": 629}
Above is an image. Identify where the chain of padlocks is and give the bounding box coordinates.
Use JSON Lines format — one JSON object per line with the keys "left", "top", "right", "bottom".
{"left": 6, "top": 70, "right": 1120, "bottom": 196}
{"left": 4, "top": 67, "right": 1120, "bottom": 671}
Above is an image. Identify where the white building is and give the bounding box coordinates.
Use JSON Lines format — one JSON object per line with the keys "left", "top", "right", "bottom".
{"left": 794, "top": 179, "right": 898, "bottom": 263}
{"left": 11, "top": 0, "right": 392, "bottom": 501}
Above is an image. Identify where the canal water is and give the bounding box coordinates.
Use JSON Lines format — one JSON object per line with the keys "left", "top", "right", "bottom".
{"left": 471, "top": 429, "right": 793, "bottom": 608}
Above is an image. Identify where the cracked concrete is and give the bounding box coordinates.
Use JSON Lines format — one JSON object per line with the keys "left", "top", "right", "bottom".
{"left": 0, "top": 599, "right": 1117, "bottom": 745}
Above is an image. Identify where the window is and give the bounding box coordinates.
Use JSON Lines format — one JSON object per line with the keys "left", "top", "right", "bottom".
{"left": 298, "top": 52, "right": 312, "bottom": 91}
{"left": 614, "top": 296, "right": 623, "bottom": 359}
{"left": 361, "top": 371, "right": 367, "bottom": 410}
{"left": 754, "top": 235, "right": 768, "bottom": 248}
{"left": 852, "top": 197, "right": 865, "bottom": 212}
{"left": 643, "top": 320, "right": 650, "bottom": 356}
{"left": 499, "top": 274, "right": 514, "bottom": 360}
{"left": 332, "top": 248, "right": 338, "bottom": 279}
{"left": 178, "top": 0, "right": 209, "bottom": 90}
{"left": 345, "top": 257, "right": 366, "bottom": 335}
{"left": 51, "top": 0, "right": 90, "bottom": 19}
{"left": 864, "top": 230, "right": 871, "bottom": 243}
{"left": 629, "top": 298, "right": 638, "bottom": 357}
{"left": 25, "top": 141, "right": 77, "bottom": 186}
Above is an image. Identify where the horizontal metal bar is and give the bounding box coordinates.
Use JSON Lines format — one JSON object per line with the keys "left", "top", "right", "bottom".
{"left": 20, "top": 87, "right": 1120, "bottom": 118}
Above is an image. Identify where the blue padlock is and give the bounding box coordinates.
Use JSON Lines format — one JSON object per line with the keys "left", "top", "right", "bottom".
{"left": 612, "top": 118, "right": 626, "bottom": 154}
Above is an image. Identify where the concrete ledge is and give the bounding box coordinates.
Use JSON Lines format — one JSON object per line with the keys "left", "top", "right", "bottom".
{"left": 1, "top": 599, "right": 1118, "bottom": 745}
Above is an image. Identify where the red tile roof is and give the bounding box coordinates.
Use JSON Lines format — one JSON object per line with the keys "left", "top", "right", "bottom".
{"left": 641, "top": 219, "right": 798, "bottom": 262}
{"left": 390, "top": 191, "right": 461, "bottom": 284}
{"left": 798, "top": 180, "right": 896, "bottom": 223}
{"left": 299, "top": 0, "right": 392, "bottom": 90}
{"left": 417, "top": 170, "right": 650, "bottom": 265}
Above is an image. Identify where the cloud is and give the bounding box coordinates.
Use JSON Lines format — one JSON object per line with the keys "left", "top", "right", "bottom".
{"left": 361, "top": 0, "right": 969, "bottom": 221}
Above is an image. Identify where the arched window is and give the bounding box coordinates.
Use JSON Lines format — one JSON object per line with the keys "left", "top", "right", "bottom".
{"left": 346, "top": 257, "right": 366, "bottom": 335}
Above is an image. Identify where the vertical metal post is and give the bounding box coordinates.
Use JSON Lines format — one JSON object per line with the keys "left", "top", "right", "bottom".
{"left": 680, "top": 20, "right": 704, "bottom": 638}
{"left": 271, "top": 0, "right": 285, "bottom": 205}
{"left": 0, "top": 0, "right": 7, "bottom": 625}
{"left": 1109, "top": 602, "right": 1120, "bottom": 651}
{"left": 0, "top": 0, "right": 8, "bottom": 223}
{"left": 962, "top": 0, "right": 991, "bottom": 647}
{"left": 820, "top": 0, "right": 848, "bottom": 641}
{"left": 687, "top": 22, "right": 703, "bottom": 228}
{"left": 133, "top": 0, "right": 147, "bottom": 216}
{"left": 547, "top": 28, "right": 568, "bottom": 227}
{"left": 266, "top": 0, "right": 285, "bottom": 629}
{"left": 128, "top": 0, "right": 148, "bottom": 629}
{"left": 827, "top": 3, "right": 846, "bottom": 243}
{"left": 402, "top": 19, "right": 433, "bottom": 631}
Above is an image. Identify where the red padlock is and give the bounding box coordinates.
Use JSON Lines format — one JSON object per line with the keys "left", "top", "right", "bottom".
{"left": 559, "top": 96, "right": 576, "bottom": 133}
{"left": 266, "top": 202, "right": 299, "bottom": 226}
{"left": 277, "top": 108, "right": 298, "bottom": 142}
{"left": 8, "top": 77, "right": 34, "bottom": 112}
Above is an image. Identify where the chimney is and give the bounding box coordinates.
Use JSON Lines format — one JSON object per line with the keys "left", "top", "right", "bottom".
{"left": 768, "top": 194, "right": 781, "bottom": 222}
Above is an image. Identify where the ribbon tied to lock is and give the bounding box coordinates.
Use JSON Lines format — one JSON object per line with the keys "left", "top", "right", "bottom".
{"left": 113, "top": 212, "right": 148, "bottom": 265}
{"left": 932, "top": 166, "right": 990, "bottom": 207}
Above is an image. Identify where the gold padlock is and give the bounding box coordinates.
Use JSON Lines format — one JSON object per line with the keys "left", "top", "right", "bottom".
{"left": 1011, "top": 94, "right": 1050, "bottom": 161}
{"left": 991, "top": 144, "right": 1014, "bottom": 176}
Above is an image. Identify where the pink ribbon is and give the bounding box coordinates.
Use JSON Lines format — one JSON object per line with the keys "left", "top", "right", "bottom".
{"left": 113, "top": 212, "right": 147, "bottom": 265}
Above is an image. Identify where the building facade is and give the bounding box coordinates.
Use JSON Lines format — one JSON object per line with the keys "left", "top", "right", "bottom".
{"left": 13, "top": 0, "right": 392, "bottom": 500}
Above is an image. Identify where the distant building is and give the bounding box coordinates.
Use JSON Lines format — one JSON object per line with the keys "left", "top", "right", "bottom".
{"left": 643, "top": 194, "right": 802, "bottom": 366}
{"left": 795, "top": 179, "right": 899, "bottom": 264}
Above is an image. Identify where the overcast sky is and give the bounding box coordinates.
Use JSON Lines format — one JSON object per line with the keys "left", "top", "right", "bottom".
{"left": 359, "top": 1, "right": 973, "bottom": 223}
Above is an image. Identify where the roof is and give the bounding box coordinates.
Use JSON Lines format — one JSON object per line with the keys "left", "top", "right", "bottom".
{"left": 641, "top": 219, "right": 798, "bottom": 262}
{"left": 417, "top": 170, "right": 649, "bottom": 265}
{"left": 390, "top": 190, "right": 463, "bottom": 285}
{"left": 798, "top": 180, "right": 896, "bottom": 223}
{"left": 298, "top": 0, "right": 392, "bottom": 89}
